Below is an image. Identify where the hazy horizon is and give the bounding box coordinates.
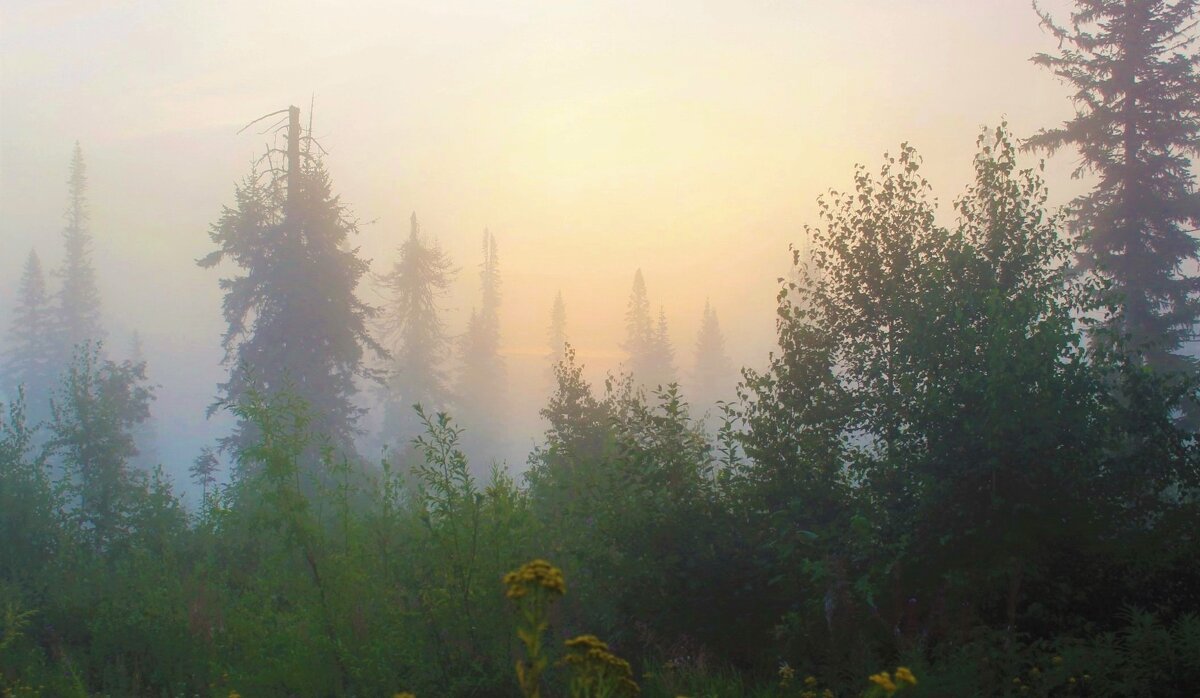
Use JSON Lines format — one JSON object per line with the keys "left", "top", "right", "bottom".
{"left": 1, "top": 0, "right": 1091, "bottom": 485}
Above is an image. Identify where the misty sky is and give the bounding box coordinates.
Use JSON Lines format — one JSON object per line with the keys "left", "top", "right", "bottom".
{"left": 1, "top": 0, "right": 1089, "bottom": 479}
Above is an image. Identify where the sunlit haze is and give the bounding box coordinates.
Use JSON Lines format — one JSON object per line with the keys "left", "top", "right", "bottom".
{"left": 2, "top": 0, "right": 1085, "bottom": 478}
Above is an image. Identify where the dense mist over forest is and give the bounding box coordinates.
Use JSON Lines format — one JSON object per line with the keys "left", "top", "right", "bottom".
{"left": 1, "top": 0, "right": 1092, "bottom": 489}
{"left": 3, "top": 1, "right": 1200, "bottom": 697}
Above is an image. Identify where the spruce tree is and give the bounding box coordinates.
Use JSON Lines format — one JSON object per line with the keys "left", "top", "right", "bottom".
{"left": 189, "top": 447, "right": 220, "bottom": 511}
{"left": 691, "top": 299, "right": 735, "bottom": 408}
{"left": 548, "top": 290, "right": 568, "bottom": 364}
{"left": 54, "top": 142, "right": 104, "bottom": 364}
{"left": 199, "top": 109, "right": 381, "bottom": 464}
{"left": 646, "top": 306, "right": 677, "bottom": 388}
{"left": 457, "top": 228, "right": 506, "bottom": 460}
{"left": 3, "top": 250, "right": 56, "bottom": 416}
{"left": 622, "top": 269, "right": 654, "bottom": 380}
{"left": 1028, "top": 0, "right": 1200, "bottom": 368}
{"left": 621, "top": 271, "right": 676, "bottom": 388}
{"left": 377, "top": 212, "right": 455, "bottom": 448}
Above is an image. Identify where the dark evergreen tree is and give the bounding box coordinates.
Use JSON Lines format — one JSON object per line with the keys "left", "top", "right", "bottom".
{"left": 189, "top": 446, "right": 220, "bottom": 511}
{"left": 54, "top": 141, "right": 104, "bottom": 364}
{"left": 377, "top": 212, "right": 455, "bottom": 448}
{"left": 691, "top": 299, "right": 735, "bottom": 409}
{"left": 48, "top": 342, "right": 152, "bottom": 548}
{"left": 457, "top": 228, "right": 506, "bottom": 461}
{"left": 548, "top": 290, "right": 567, "bottom": 365}
{"left": 3, "top": 250, "right": 56, "bottom": 417}
{"left": 1028, "top": 0, "right": 1200, "bottom": 368}
{"left": 199, "top": 111, "right": 381, "bottom": 465}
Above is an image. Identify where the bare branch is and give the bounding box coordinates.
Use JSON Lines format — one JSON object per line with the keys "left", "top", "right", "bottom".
{"left": 236, "top": 109, "right": 291, "bottom": 135}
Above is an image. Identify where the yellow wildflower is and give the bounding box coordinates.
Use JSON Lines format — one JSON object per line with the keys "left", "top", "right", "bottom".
{"left": 504, "top": 559, "right": 566, "bottom": 599}
{"left": 869, "top": 671, "right": 897, "bottom": 694}
{"left": 805, "top": 674, "right": 818, "bottom": 686}
{"left": 895, "top": 666, "right": 917, "bottom": 686}
{"left": 394, "top": 694, "right": 416, "bottom": 698}
{"left": 561, "top": 633, "right": 639, "bottom": 697}
{"left": 565, "top": 634, "right": 609, "bottom": 652}
{"left": 778, "top": 662, "right": 796, "bottom": 687}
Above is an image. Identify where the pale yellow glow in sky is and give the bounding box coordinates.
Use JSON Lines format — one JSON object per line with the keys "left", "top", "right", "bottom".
{"left": 0, "top": 0, "right": 1085, "bottom": 465}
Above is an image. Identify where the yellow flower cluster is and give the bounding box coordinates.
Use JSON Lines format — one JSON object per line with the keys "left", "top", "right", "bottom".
{"left": 393, "top": 693, "right": 416, "bottom": 698}
{"left": 869, "top": 672, "right": 896, "bottom": 693}
{"left": 504, "top": 559, "right": 567, "bottom": 599}
{"left": 562, "top": 634, "right": 640, "bottom": 697}
{"left": 794, "top": 674, "right": 834, "bottom": 698}
{"left": 868, "top": 666, "right": 916, "bottom": 695}
{"left": 778, "top": 661, "right": 796, "bottom": 687}
{"left": 564, "top": 634, "right": 610, "bottom": 652}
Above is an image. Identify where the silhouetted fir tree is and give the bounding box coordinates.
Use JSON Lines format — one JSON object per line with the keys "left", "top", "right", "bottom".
{"left": 548, "top": 290, "right": 567, "bottom": 365}
{"left": 646, "top": 306, "right": 677, "bottom": 388}
{"left": 621, "top": 270, "right": 677, "bottom": 387}
{"left": 457, "top": 228, "right": 506, "bottom": 461}
{"left": 691, "top": 299, "right": 735, "bottom": 409}
{"left": 189, "top": 446, "right": 220, "bottom": 510}
{"left": 3, "top": 250, "right": 56, "bottom": 417}
{"left": 54, "top": 142, "right": 104, "bottom": 365}
{"left": 1028, "top": 0, "right": 1200, "bottom": 369}
{"left": 377, "top": 212, "right": 455, "bottom": 448}
{"left": 622, "top": 269, "right": 654, "bottom": 379}
{"left": 199, "top": 115, "right": 381, "bottom": 466}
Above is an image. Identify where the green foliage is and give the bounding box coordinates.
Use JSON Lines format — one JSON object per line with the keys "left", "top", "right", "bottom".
{"left": 4, "top": 115, "right": 1200, "bottom": 698}
{"left": 48, "top": 342, "right": 154, "bottom": 549}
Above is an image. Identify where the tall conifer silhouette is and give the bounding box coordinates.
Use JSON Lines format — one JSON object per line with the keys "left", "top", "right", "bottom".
{"left": 1028, "top": 0, "right": 1200, "bottom": 368}
{"left": 3, "top": 250, "right": 56, "bottom": 417}
{"left": 55, "top": 142, "right": 104, "bottom": 365}
{"left": 377, "top": 212, "right": 455, "bottom": 448}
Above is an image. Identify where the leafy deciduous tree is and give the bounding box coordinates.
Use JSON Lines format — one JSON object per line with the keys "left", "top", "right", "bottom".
{"left": 48, "top": 342, "right": 152, "bottom": 548}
